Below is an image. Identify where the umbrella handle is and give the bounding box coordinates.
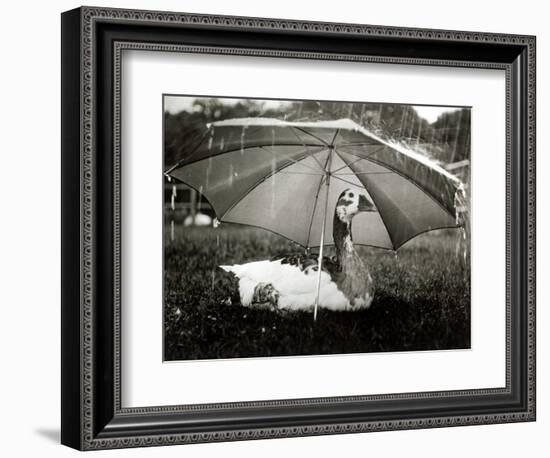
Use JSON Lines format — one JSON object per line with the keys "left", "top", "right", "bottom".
{"left": 313, "top": 157, "right": 332, "bottom": 322}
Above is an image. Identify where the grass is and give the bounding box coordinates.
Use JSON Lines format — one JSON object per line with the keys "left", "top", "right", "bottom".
{"left": 164, "top": 226, "right": 470, "bottom": 361}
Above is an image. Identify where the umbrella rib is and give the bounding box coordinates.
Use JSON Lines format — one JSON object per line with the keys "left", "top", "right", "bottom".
{"left": 308, "top": 150, "right": 329, "bottom": 171}
{"left": 330, "top": 146, "right": 387, "bottom": 173}
{"left": 309, "top": 221, "right": 461, "bottom": 251}
{"left": 340, "top": 149, "right": 458, "bottom": 217}
{"left": 219, "top": 221, "right": 310, "bottom": 249}
{"left": 165, "top": 173, "right": 311, "bottom": 248}
{"left": 259, "top": 145, "right": 325, "bottom": 173}
{"left": 334, "top": 148, "right": 462, "bottom": 249}
{"left": 218, "top": 150, "right": 316, "bottom": 221}
{"left": 330, "top": 155, "right": 364, "bottom": 174}
{"left": 330, "top": 175, "right": 368, "bottom": 189}
{"left": 305, "top": 176, "right": 326, "bottom": 249}
{"left": 286, "top": 127, "right": 329, "bottom": 171}
{"left": 334, "top": 171, "right": 395, "bottom": 176}
{"left": 220, "top": 220, "right": 457, "bottom": 250}
{"left": 165, "top": 128, "right": 211, "bottom": 175}
{"left": 337, "top": 142, "right": 381, "bottom": 147}
{"left": 332, "top": 149, "right": 399, "bottom": 249}
{"left": 166, "top": 143, "right": 325, "bottom": 173}
{"left": 219, "top": 220, "right": 458, "bottom": 250}
{"left": 305, "top": 150, "right": 332, "bottom": 248}
{"left": 329, "top": 160, "right": 400, "bottom": 248}
{"left": 168, "top": 174, "right": 433, "bottom": 251}
{"left": 384, "top": 223, "right": 461, "bottom": 251}
{"left": 291, "top": 126, "right": 330, "bottom": 147}
{"left": 330, "top": 129, "right": 340, "bottom": 146}
{"left": 278, "top": 171, "right": 325, "bottom": 176}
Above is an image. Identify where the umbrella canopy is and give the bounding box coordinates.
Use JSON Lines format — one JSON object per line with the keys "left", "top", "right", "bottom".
{"left": 166, "top": 117, "right": 463, "bottom": 251}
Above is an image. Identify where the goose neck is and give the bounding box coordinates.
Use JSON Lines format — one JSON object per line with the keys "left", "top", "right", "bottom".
{"left": 333, "top": 214, "right": 355, "bottom": 265}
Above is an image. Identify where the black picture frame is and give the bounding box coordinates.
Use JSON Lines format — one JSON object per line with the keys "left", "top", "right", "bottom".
{"left": 61, "top": 6, "right": 536, "bottom": 450}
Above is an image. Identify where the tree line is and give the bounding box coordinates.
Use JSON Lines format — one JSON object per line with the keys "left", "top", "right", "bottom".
{"left": 164, "top": 98, "right": 470, "bottom": 168}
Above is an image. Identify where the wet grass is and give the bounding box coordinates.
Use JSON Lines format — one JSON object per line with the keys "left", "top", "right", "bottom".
{"left": 164, "top": 226, "right": 470, "bottom": 361}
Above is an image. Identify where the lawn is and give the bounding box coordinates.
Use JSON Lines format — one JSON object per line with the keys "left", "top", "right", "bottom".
{"left": 164, "top": 225, "right": 470, "bottom": 361}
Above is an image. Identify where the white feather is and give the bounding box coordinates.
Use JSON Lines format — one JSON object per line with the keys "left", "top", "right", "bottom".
{"left": 220, "top": 259, "right": 352, "bottom": 311}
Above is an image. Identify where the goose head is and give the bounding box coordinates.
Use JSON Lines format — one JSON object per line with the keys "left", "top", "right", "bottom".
{"left": 335, "top": 188, "right": 375, "bottom": 224}
{"left": 333, "top": 189, "right": 375, "bottom": 263}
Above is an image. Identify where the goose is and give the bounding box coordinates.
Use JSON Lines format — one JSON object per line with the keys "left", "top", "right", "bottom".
{"left": 220, "top": 189, "right": 376, "bottom": 312}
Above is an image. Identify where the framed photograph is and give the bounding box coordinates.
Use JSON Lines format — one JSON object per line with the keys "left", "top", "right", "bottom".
{"left": 61, "top": 6, "right": 536, "bottom": 450}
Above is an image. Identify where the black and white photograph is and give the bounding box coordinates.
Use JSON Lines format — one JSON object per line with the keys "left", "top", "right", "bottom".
{"left": 1, "top": 0, "right": 544, "bottom": 454}
{"left": 163, "top": 95, "right": 471, "bottom": 361}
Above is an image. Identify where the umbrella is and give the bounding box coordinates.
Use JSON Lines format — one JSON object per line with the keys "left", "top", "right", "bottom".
{"left": 166, "top": 117, "right": 464, "bottom": 319}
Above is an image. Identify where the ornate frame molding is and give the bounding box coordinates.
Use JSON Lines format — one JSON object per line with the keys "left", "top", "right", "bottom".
{"left": 61, "top": 6, "right": 536, "bottom": 450}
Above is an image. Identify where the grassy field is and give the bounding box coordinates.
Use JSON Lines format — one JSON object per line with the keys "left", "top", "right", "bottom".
{"left": 164, "top": 225, "right": 470, "bottom": 361}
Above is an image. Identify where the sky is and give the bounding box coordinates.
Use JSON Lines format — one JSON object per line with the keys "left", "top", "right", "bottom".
{"left": 164, "top": 96, "right": 461, "bottom": 124}
{"left": 412, "top": 105, "right": 460, "bottom": 123}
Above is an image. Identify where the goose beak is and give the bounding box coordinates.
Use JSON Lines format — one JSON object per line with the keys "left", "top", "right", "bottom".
{"left": 358, "top": 194, "right": 376, "bottom": 212}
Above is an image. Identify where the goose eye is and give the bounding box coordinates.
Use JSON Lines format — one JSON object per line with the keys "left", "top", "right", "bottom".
{"left": 348, "top": 192, "right": 354, "bottom": 198}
